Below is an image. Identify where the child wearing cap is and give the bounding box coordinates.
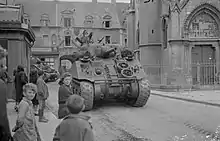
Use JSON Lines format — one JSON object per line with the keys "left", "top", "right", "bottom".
{"left": 12, "top": 83, "right": 41, "bottom": 141}
{"left": 53, "top": 95, "right": 95, "bottom": 141}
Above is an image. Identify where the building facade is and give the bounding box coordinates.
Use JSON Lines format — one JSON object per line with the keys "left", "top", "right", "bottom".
{"left": 14, "top": 0, "right": 128, "bottom": 70}
{"left": 138, "top": 0, "right": 220, "bottom": 88}
{"left": 0, "top": 4, "right": 35, "bottom": 98}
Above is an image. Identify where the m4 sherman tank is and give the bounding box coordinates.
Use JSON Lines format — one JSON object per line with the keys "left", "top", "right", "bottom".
{"left": 59, "top": 44, "right": 150, "bottom": 111}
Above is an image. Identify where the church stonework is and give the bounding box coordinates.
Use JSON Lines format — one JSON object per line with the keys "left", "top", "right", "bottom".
{"left": 139, "top": 0, "right": 220, "bottom": 88}
{"left": 168, "top": 0, "right": 220, "bottom": 88}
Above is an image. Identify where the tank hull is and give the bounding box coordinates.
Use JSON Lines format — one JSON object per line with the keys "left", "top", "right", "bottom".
{"left": 71, "top": 77, "right": 150, "bottom": 111}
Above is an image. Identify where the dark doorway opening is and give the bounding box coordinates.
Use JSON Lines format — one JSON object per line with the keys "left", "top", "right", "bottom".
{"left": 191, "top": 45, "right": 216, "bottom": 85}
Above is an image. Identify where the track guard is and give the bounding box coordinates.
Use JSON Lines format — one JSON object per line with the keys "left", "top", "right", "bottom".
{"left": 129, "top": 80, "right": 151, "bottom": 107}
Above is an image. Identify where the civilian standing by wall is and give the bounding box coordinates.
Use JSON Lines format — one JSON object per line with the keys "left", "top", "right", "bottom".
{"left": 0, "top": 45, "right": 12, "bottom": 141}
{"left": 29, "top": 69, "right": 39, "bottom": 115}
{"left": 14, "top": 65, "right": 28, "bottom": 111}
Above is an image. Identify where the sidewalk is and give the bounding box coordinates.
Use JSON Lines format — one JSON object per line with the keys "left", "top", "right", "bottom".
{"left": 7, "top": 101, "right": 60, "bottom": 141}
{"left": 151, "top": 90, "right": 220, "bottom": 107}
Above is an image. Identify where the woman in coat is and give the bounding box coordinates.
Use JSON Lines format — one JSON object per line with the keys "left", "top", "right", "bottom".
{"left": 29, "top": 69, "right": 39, "bottom": 115}
{"left": 58, "top": 72, "right": 73, "bottom": 119}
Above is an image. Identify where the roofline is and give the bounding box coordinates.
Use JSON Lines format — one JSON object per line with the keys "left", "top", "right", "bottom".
{"left": 0, "top": 21, "right": 35, "bottom": 42}
{"left": 31, "top": 25, "right": 62, "bottom": 28}
{"left": 0, "top": 4, "right": 20, "bottom": 9}
{"left": 31, "top": 51, "right": 59, "bottom": 56}
{"left": 37, "top": 1, "right": 129, "bottom": 4}
{"left": 31, "top": 25, "right": 125, "bottom": 30}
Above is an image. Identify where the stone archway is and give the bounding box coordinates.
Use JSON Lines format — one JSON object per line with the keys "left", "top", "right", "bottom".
{"left": 183, "top": 3, "right": 220, "bottom": 38}
{"left": 183, "top": 3, "right": 220, "bottom": 86}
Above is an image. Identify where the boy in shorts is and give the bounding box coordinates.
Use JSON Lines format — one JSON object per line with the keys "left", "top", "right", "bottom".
{"left": 53, "top": 95, "right": 95, "bottom": 141}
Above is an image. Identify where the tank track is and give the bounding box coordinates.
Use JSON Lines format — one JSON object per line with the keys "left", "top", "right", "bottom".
{"left": 80, "top": 81, "right": 94, "bottom": 111}
{"left": 132, "top": 81, "right": 151, "bottom": 107}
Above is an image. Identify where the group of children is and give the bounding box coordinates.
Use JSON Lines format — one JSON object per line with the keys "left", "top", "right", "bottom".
{"left": 12, "top": 82, "right": 95, "bottom": 141}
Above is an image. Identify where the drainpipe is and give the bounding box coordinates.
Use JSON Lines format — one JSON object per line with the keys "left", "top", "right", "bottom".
{"left": 54, "top": 0, "right": 58, "bottom": 26}
{"left": 127, "top": 0, "right": 136, "bottom": 51}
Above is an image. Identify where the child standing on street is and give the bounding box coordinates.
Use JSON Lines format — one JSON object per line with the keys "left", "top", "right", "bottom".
{"left": 12, "top": 83, "right": 41, "bottom": 141}
{"left": 36, "top": 70, "right": 49, "bottom": 123}
{"left": 53, "top": 95, "right": 95, "bottom": 141}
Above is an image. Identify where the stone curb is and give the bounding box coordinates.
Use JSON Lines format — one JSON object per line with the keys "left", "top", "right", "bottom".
{"left": 45, "top": 101, "right": 58, "bottom": 118}
{"left": 151, "top": 93, "right": 220, "bottom": 108}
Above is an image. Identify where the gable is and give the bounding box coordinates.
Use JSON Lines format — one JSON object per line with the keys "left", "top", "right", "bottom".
{"left": 179, "top": 0, "right": 189, "bottom": 9}
{"left": 103, "top": 14, "right": 112, "bottom": 20}
{"left": 85, "top": 14, "right": 93, "bottom": 20}
{"left": 61, "top": 9, "right": 75, "bottom": 15}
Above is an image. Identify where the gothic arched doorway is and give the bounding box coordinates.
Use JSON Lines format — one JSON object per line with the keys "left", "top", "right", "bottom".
{"left": 183, "top": 3, "right": 220, "bottom": 86}
{"left": 191, "top": 45, "right": 216, "bottom": 85}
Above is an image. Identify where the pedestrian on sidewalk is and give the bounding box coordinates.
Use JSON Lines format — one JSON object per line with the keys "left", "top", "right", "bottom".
{"left": 53, "top": 95, "right": 95, "bottom": 141}
{"left": 0, "top": 46, "right": 12, "bottom": 141}
{"left": 12, "top": 83, "right": 41, "bottom": 141}
{"left": 30, "top": 69, "right": 39, "bottom": 115}
{"left": 58, "top": 72, "right": 73, "bottom": 119}
{"left": 14, "top": 65, "right": 28, "bottom": 112}
{"left": 36, "top": 70, "right": 49, "bottom": 122}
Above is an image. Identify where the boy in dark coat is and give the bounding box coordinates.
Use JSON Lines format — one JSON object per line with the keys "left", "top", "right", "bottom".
{"left": 53, "top": 95, "right": 95, "bottom": 141}
{"left": 36, "top": 70, "right": 49, "bottom": 122}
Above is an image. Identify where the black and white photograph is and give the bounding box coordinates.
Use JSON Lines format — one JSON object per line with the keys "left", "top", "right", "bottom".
{"left": 0, "top": 0, "right": 220, "bottom": 141}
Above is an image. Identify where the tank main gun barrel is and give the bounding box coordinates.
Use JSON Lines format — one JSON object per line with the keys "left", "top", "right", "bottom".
{"left": 102, "top": 48, "right": 115, "bottom": 57}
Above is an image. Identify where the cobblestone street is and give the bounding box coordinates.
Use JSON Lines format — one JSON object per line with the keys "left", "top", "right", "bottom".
{"left": 34, "top": 82, "right": 220, "bottom": 141}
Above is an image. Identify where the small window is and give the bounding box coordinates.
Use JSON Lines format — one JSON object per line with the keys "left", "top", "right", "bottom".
{"left": 162, "top": 18, "right": 167, "bottom": 49}
{"left": 105, "top": 21, "right": 110, "bottom": 28}
{"left": 42, "top": 20, "right": 48, "bottom": 26}
{"left": 64, "top": 18, "right": 71, "bottom": 28}
{"left": 43, "top": 35, "right": 49, "bottom": 46}
{"left": 44, "top": 57, "right": 55, "bottom": 67}
{"left": 125, "top": 38, "right": 127, "bottom": 45}
{"left": 51, "top": 34, "right": 57, "bottom": 45}
{"left": 105, "top": 36, "right": 111, "bottom": 44}
{"left": 24, "top": 19, "right": 28, "bottom": 24}
{"left": 23, "top": 13, "right": 29, "bottom": 25}
{"left": 65, "top": 36, "right": 71, "bottom": 46}
{"left": 85, "top": 20, "right": 93, "bottom": 26}
{"left": 40, "top": 13, "right": 49, "bottom": 26}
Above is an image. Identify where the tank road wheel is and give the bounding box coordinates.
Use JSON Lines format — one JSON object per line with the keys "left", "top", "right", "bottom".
{"left": 80, "top": 81, "right": 94, "bottom": 111}
{"left": 129, "top": 79, "right": 151, "bottom": 107}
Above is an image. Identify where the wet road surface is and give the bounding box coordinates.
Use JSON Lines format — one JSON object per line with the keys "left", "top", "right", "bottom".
{"left": 47, "top": 82, "right": 220, "bottom": 141}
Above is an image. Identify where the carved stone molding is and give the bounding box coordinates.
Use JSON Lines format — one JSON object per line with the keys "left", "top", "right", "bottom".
{"left": 182, "top": 3, "right": 220, "bottom": 39}
{"left": 168, "top": 39, "right": 190, "bottom": 46}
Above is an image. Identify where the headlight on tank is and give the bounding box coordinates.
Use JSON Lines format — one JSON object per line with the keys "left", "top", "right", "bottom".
{"left": 140, "top": 78, "right": 150, "bottom": 89}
